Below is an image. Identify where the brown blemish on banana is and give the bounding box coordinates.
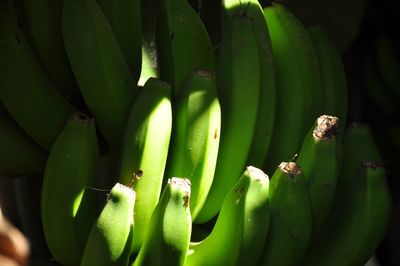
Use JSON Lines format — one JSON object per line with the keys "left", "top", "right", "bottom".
{"left": 313, "top": 115, "right": 339, "bottom": 141}
{"left": 214, "top": 128, "right": 219, "bottom": 139}
{"left": 279, "top": 162, "right": 301, "bottom": 178}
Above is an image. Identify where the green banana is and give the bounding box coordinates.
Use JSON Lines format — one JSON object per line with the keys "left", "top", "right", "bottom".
{"left": 302, "top": 160, "right": 392, "bottom": 266}
{"left": 195, "top": 13, "right": 260, "bottom": 223}
{"left": 258, "top": 162, "right": 312, "bottom": 266}
{"left": 62, "top": 0, "right": 138, "bottom": 148}
{"left": 186, "top": 166, "right": 270, "bottom": 266}
{"left": 10, "top": 0, "right": 78, "bottom": 98}
{"left": 155, "top": 0, "right": 215, "bottom": 96}
{"left": 165, "top": 70, "right": 221, "bottom": 222}
{"left": 41, "top": 113, "right": 99, "bottom": 266}
{"left": 81, "top": 183, "right": 135, "bottom": 266}
{"left": 0, "top": 107, "right": 47, "bottom": 175}
{"left": 117, "top": 78, "right": 172, "bottom": 253}
{"left": 221, "top": 0, "right": 276, "bottom": 168}
{"left": 262, "top": 3, "right": 322, "bottom": 173}
{"left": 133, "top": 177, "right": 192, "bottom": 266}
{"left": 97, "top": 0, "right": 142, "bottom": 83}
{"left": 307, "top": 24, "right": 348, "bottom": 129}
{"left": 296, "top": 115, "right": 339, "bottom": 240}
{"left": 0, "top": 8, "right": 76, "bottom": 150}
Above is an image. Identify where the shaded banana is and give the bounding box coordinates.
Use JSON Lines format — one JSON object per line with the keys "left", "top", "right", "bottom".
{"left": 296, "top": 115, "right": 339, "bottom": 240}
{"left": 258, "top": 162, "right": 312, "bottom": 266}
{"left": 41, "top": 113, "right": 99, "bottom": 266}
{"left": 302, "top": 161, "right": 392, "bottom": 266}
{"left": 97, "top": 0, "right": 142, "bottom": 83}
{"left": 307, "top": 25, "right": 348, "bottom": 129}
{"left": 164, "top": 70, "right": 221, "bottom": 222}
{"left": 62, "top": 0, "right": 138, "bottom": 148}
{"left": 0, "top": 107, "right": 47, "bottom": 175}
{"left": 81, "top": 183, "right": 135, "bottom": 266}
{"left": 262, "top": 3, "right": 322, "bottom": 173}
{"left": 133, "top": 177, "right": 192, "bottom": 266}
{"left": 117, "top": 78, "right": 172, "bottom": 253}
{"left": 0, "top": 8, "right": 76, "bottom": 150}
{"left": 186, "top": 166, "right": 270, "bottom": 266}
{"left": 221, "top": 0, "right": 276, "bottom": 168}
{"left": 195, "top": 13, "right": 260, "bottom": 223}
{"left": 11, "top": 0, "right": 78, "bottom": 97}
{"left": 155, "top": 0, "right": 215, "bottom": 96}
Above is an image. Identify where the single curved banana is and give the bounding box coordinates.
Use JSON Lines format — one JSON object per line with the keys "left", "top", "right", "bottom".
{"left": 133, "top": 177, "right": 192, "bottom": 266}
{"left": 117, "top": 78, "right": 172, "bottom": 253}
{"left": 0, "top": 107, "right": 47, "bottom": 175}
{"left": 97, "top": 0, "right": 142, "bottom": 84}
{"left": 41, "top": 113, "right": 100, "bottom": 266}
{"left": 155, "top": 0, "right": 215, "bottom": 96}
{"left": 262, "top": 3, "right": 322, "bottom": 173}
{"left": 302, "top": 160, "right": 392, "bottom": 266}
{"left": 296, "top": 115, "right": 339, "bottom": 240}
{"left": 221, "top": 0, "right": 276, "bottom": 168}
{"left": 164, "top": 70, "right": 221, "bottom": 222}
{"left": 81, "top": 183, "right": 135, "bottom": 266}
{"left": 62, "top": 0, "right": 138, "bottom": 148}
{"left": 9, "top": 0, "right": 78, "bottom": 98}
{"left": 307, "top": 25, "right": 348, "bottom": 130}
{"left": 258, "top": 162, "right": 312, "bottom": 266}
{"left": 0, "top": 8, "right": 76, "bottom": 150}
{"left": 186, "top": 166, "right": 270, "bottom": 266}
{"left": 195, "top": 13, "right": 260, "bottom": 223}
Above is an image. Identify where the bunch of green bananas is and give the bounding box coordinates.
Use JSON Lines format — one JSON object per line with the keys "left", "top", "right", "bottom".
{"left": 0, "top": 0, "right": 392, "bottom": 265}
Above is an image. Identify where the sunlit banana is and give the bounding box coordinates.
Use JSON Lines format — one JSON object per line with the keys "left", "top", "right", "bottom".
{"left": 97, "top": 0, "right": 142, "bottom": 83}
{"left": 262, "top": 3, "right": 322, "bottom": 173}
{"left": 165, "top": 70, "right": 221, "bottom": 222}
{"left": 221, "top": 0, "right": 276, "bottom": 168}
{"left": 0, "top": 107, "right": 47, "bottom": 175}
{"left": 41, "top": 113, "right": 99, "bottom": 265}
{"left": 302, "top": 160, "right": 392, "bottom": 266}
{"left": 258, "top": 162, "right": 312, "bottom": 266}
{"left": 81, "top": 183, "right": 135, "bottom": 266}
{"left": 62, "top": 0, "right": 138, "bottom": 148}
{"left": 133, "top": 177, "right": 191, "bottom": 266}
{"left": 0, "top": 8, "right": 76, "bottom": 150}
{"left": 10, "top": 0, "right": 78, "bottom": 98}
{"left": 186, "top": 166, "right": 270, "bottom": 266}
{"left": 296, "top": 115, "right": 339, "bottom": 240}
{"left": 156, "top": 0, "right": 215, "bottom": 96}
{"left": 307, "top": 25, "right": 348, "bottom": 129}
{"left": 117, "top": 78, "right": 172, "bottom": 253}
{"left": 195, "top": 13, "right": 260, "bottom": 223}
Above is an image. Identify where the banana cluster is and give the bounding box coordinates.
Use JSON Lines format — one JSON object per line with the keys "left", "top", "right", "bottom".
{"left": 0, "top": 0, "right": 392, "bottom": 265}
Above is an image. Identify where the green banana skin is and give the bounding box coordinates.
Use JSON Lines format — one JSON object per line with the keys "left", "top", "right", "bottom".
{"left": 81, "top": 183, "right": 135, "bottom": 266}
{"left": 117, "top": 78, "right": 172, "bottom": 253}
{"left": 0, "top": 9, "right": 76, "bottom": 150}
{"left": 133, "top": 178, "right": 192, "bottom": 266}
{"left": 262, "top": 3, "right": 322, "bottom": 173}
{"left": 307, "top": 25, "right": 348, "bottom": 130}
{"left": 165, "top": 70, "right": 221, "bottom": 222}
{"left": 302, "top": 161, "right": 392, "bottom": 266}
{"left": 296, "top": 115, "right": 339, "bottom": 240}
{"left": 62, "top": 0, "right": 138, "bottom": 149}
{"left": 221, "top": 0, "right": 277, "bottom": 168}
{"left": 41, "top": 113, "right": 100, "bottom": 266}
{"left": 0, "top": 109, "right": 47, "bottom": 175}
{"left": 186, "top": 166, "right": 270, "bottom": 266}
{"left": 10, "top": 0, "right": 79, "bottom": 98}
{"left": 97, "top": 0, "right": 142, "bottom": 84}
{"left": 156, "top": 0, "right": 215, "bottom": 96}
{"left": 258, "top": 162, "right": 312, "bottom": 266}
{"left": 196, "top": 13, "right": 260, "bottom": 223}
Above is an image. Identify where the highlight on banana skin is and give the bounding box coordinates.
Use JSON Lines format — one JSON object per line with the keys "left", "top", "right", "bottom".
{"left": 0, "top": 0, "right": 397, "bottom": 265}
